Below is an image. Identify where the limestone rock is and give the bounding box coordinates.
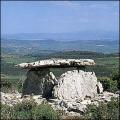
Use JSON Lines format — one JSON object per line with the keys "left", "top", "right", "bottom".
{"left": 15, "top": 59, "right": 95, "bottom": 69}
{"left": 53, "top": 70, "right": 98, "bottom": 101}
{"left": 1, "top": 92, "right": 22, "bottom": 106}
{"left": 22, "top": 68, "right": 57, "bottom": 98}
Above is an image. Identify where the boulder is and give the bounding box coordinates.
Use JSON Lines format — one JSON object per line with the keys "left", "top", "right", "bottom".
{"left": 22, "top": 68, "right": 57, "bottom": 99}
{"left": 53, "top": 70, "right": 98, "bottom": 101}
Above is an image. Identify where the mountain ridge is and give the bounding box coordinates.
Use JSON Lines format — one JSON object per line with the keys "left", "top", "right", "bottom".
{"left": 2, "top": 31, "right": 118, "bottom": 41}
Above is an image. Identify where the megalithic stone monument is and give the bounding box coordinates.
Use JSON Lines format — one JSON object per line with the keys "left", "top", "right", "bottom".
{"left": 16, "top": 58, "right": 103, "bottom": 101}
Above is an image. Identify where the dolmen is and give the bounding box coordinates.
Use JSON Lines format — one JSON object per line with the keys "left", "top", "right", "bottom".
{"left": 16, "top": 58, "right": 103, "bottom": 101}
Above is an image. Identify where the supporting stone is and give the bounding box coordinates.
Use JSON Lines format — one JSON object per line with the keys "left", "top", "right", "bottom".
{"left": 22, "top": 68, "right": 57, "bottom": 99}
{"left": 53, "top": 70, "right": 98, "bottom": 101}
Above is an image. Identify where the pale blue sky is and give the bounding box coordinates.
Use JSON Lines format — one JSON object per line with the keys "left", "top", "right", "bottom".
{"left": 1, "top": 1, "right": 119, "bottom": 34}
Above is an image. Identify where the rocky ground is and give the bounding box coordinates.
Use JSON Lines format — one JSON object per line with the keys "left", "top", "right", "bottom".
{"left": 1, "top": 91, "right": 119, "bottom": 116}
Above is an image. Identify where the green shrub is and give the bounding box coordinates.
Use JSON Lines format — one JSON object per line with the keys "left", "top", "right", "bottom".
{"left": 10, "top": 99, "right": 36, "bottom": 119}
{"left": 32, "top": 103, "right": 60, "bottom": 120}
{"left": 107, "top": 97, "right": 120, "bottom": 119}
{"left": 1, "top": 104, "right": 12, "bottom": 119}
{"left": 1, "top": 100, "right": 60, "bottom": 120}
{"left": 1, "top": 78, "right": 12, "bottom": 92}
{"left": 111, "top": 70, "right": 120, "bottom": 89}
{"left": 84, "top": 98, "right": 119, "bottom": 120}
{"left": 98, "top": 77, "right": 118, "bottom": 93}
{"left": 17, "top": 80, "right": 23, "bottom": 93}
{"left": 84, "top": 104, "right": 100, "bottom": 120}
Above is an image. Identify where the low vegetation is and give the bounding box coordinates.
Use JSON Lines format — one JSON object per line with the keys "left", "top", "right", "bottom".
{"left": 1, "top": 97, "right": 119, "bottom": 120}
{"left": 84, "top": 97, "right": 119, "bottom": 120}
{"left": 97, "top": 70, "right": 119, "bottom": 93}
{"left": 1, "top": 99, "right": 60, "bottom": 120}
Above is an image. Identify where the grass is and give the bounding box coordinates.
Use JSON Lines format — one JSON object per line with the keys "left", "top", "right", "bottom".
{"left": 2, "top": 53, "right": 36, "bottom": 64}
{"left": 1, "top": 75, "right": 20, "bottom": 80}
{"left": 96, "top": 57, "right": 119, "bottom": 67}
{"left": 1, "top": 74, "right": 26, "bottom": 93}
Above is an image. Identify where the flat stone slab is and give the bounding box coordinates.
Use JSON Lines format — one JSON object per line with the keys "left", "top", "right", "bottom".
{"left": 15, "top": 59, "right": 95, "bottom": 69}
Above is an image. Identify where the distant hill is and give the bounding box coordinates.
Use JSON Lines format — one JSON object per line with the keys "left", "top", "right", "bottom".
{"left": 1, "top": 38, "right": 119, "bottom": 55}
{"left": 2, "top": 31, "right": 118, "bottom": 41}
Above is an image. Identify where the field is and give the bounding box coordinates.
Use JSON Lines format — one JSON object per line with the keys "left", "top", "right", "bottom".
{"left": 1, "top": 39, "right": 119, "bottom": 55}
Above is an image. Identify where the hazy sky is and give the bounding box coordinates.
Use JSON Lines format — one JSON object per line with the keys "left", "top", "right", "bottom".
{"left": 1, "top": 1, "right": 119, "bottom": 34}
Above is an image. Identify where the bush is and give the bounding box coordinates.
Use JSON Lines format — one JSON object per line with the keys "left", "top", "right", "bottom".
{"left": 32, "top": 103, "right": 60, "bottom": 120}
{"left": 10, "top": 99, "right": 36, "bottom": 119}
{"left": 1, "top": 78, "right": 12, "bottom": 92}
{"left": 1, "top": 99, "right": 60, "bottom": 120}
{"left": 84, "top": 97, "right": 119, "bottom": 120}
{"left": 17, "top": 79, "right": 23, "bottom": 93}
{"left": 111, "top": 70, "right": 120, "bottom": 89}
{"left": 1, "top": 104, "right": 12, "bottom": 119}
{"left": 98, "top": 77, "right": 118, "bottom": 93}
{"left": 107, "top": 97, "right": 120, "bottom": 119}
